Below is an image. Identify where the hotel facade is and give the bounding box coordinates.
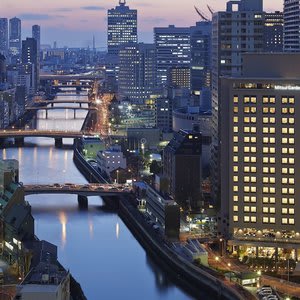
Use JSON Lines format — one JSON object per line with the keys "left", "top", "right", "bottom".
{"left": 221, "top": 53, "right": 300, "bottom": 260}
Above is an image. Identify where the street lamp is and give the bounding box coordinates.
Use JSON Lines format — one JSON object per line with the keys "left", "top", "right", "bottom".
{"left": 116, "top": 170, "right": 119, "bottom": 185}
{"left": 228, "top": 263, "right": 232, "bottom": 281}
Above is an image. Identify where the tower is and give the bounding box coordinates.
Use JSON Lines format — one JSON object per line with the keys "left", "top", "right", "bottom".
{"left": 107, "top": 0, "right": 137, "bottom": 55}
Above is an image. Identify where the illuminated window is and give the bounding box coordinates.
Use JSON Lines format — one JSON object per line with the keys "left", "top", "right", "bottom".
{"left": 282, "top": 97, "right": 288, "bottom": 104}
{"left": 233, "top": 146, "right": 238, "bottom": 153}
{"left": 244, "top": 206, "right": 250, "bottom": 212}
{"left": 244, "top": 216, "right": 250, "bottom": 222}
{"left": 282, "top": 108, "right": 288, "bottom": 114}
{"left": 251, "top": 216, "right": 257, "bottom": 223}
{"left": 233, "top": 216, "right": 238, "bottom": 222}
{"left": 289, "top": 97, "right": 295, "bottom": 104}
{"left": 251, "top": 97, "right": 256, "bottom": 103}
{"left": 244, "top": 97, "right": 250, "bottom": 103}
{"left": 282, "top": 128, "right": 288, "bottom": 134}
{"left": 282, "top": 208, "right": 288, "bottom": 214}
{"left": 233, "top": 176, "right": 238, "bottom": 182}
{"left": 233, "top": 156, "right": 238, "bottom": 162}
{"left": 233, "top": 116, "right": 238, "bottom": 123}
{"left": 233, "top": 186, "right": 238, "bottom": 192}
{"left": 289, "top": 219, "right": 295, "bottom": 225}
{"left": 263, "top": 217, "right": 269, "bottom": 223}
{"left": 270, "top": 207, "right": 275, "bottom": 214}
{"left": 251, "top": 127, "right": 256, "bottom": 133}
{"left": 233, "top": 196, "right": 238, "bottom": 202}
{"left": 244, "top": 127, "right": 250, "bottom": 133}
{"left": 233, "top": 126, "right": 238, "bottom": 133}
{"left": 282, "top": 218, "right": 288, "bottom": 224}
{"left": 289, "top": 118, "right": 295, "bottom": 124}
{"left": 233, "top": 206, "right": 238, "bottom": 212}
{"left": 233, "top": 96, "right": 238, "bottom": 103}
{"left": 244, "top": 196, "right": 250, "bottom": 202}
{"left": 234, "top": 107, "right": 238, "bottom": 113}
{"left": 270, "top": 217, "right": 275, "bottom": 224}
{"left": 233, "top": 166, "right": 238, "bottom": 172}
{"left": 289, "top": 208, "right": 295, "bottom": 215}
{"left": 233, "top": 136, "right": 238, "bottom": 143}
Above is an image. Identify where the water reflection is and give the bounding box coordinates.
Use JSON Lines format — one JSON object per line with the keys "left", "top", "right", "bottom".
{"left": 59, "top": 211, "right": 67, "bottom": 249}
{"left": 0, "top": 91, "right": 196, "bottom": 300}
{"left": 116, "top": 222, "right": 120, "bottom": 239}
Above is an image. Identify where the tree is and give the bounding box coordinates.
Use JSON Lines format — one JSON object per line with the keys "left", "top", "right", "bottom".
{"left": 149, "top": 160, "right": 162, "bottom": 175}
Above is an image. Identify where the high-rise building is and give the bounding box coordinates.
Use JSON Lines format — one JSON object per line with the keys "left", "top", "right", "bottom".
{"left": 154, "top": 25, "right": 191, "bottom": 87}
{"left": 22, "top": 38, "right": 38, "bottom": 93}
{"left": 163, "top": 128, "right": 202, "bottom": 211}
{"left": 211, "top": 0, "right": 264, "bottom": 207}
{"left": 107, "top": 0, "right": 137, "bottom": 55}
{"left": 221, "top": 53, "right": 300, "bottom": 258}
{"left": 168, "top": 67, "right": 191, "bottom": 89}
{"left": 118, "top": 43, "right": 156, "bottom": 104}
{"left": 9, "top": 17, "right": 21, "bottom": 59}
{"left": 284, "top": 0, "right": 300, "bottom": 52}
{"left": 190, "top": 21, "right": 212, "bottom": 102}
{"left": 32, "top": 25, "right": 41, "bottom": 87}
{"left": 264, "top": 11, "right": 284, "bottom": 52}
{"left": 0, "top": 18, "right": 8, "bottom": 56}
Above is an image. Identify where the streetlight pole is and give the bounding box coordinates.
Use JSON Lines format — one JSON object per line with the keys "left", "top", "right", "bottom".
{"left": 116, "top": 170, "right": 119, "bottom": 185}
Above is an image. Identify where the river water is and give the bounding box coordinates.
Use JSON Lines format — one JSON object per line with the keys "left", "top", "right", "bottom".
{"left": 0, "top": 92, "right": 210, "bottom": 300}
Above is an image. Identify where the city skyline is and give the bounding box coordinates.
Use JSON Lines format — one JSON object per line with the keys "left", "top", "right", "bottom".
{"left": 1, "top": 0, "right": 282, "bottom": 47}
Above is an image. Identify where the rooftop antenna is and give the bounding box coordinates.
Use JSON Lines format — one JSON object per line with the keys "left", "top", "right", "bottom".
{"left": 194, "top": 6, "right": 210, "bottom": 21}
{"left": 119, "top": 0, "right": 126, "bottom": 5}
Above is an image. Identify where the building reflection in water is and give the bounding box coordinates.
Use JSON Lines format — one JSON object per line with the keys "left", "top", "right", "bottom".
{"left": 146, "top": 255, "right": 172, "bottom": 293}
{"left": 116, "top": 222, "right": 120, "bottom": 239}
{"left": 59, "top": 211, "right": 67, "bottom": 249}
{"left": 89, "top": 217, "right": 94, "bottom": 240}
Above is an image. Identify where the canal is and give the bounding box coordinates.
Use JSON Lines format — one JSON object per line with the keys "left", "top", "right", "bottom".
{"left": 0, "top": 91, "right": 210, "bottom": 300}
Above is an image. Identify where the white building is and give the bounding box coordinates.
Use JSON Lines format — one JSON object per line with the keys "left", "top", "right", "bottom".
{"left": 97, "top": 145, "right": 127, "bottom": 177}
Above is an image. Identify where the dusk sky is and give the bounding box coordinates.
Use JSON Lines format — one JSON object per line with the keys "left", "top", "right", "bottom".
{"left": 2, "top": 0, "right": 282, "bottom": 48}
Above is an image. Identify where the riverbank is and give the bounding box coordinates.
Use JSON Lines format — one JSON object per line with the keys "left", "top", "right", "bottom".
{"left": 73, "top": 141, "right": 254, "bottom": 300}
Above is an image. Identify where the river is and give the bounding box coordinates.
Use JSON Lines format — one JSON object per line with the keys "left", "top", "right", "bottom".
{"left": 0, "top": 91, "right": 210, "bottom": 300}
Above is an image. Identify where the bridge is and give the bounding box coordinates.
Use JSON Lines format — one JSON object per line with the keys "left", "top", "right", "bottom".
{"left": 24, "top": 183, "right": 132, "bottom": 209}
{"left": 0, "top": 130, "right": 97, "bottom": 147}
{"left": 34, "top": 100, "right": 91, "bottom": 106}
{"left": 25, "top": 106, "right": 97, "bottom": 118}
{"left": 40, "top": 73, "right": 103, "bottom": 81}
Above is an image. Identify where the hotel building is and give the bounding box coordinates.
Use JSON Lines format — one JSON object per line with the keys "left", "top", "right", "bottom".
{"left": 221, "top": 53, "right": 300, "bottom": 260}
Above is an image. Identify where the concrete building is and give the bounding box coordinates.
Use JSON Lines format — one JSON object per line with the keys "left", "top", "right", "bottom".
{"left": 107, "top": 0, "right": 137, "bottom": 56}
{"left": 190, "top": 21, "right": 212, "bottom": 107}
{"left": 264, "top": 11, "right": 284, "bottom": 52}
{"left": 163, "top": 129, "right": 202, "bottom": 211}
{"left": 9, "top": 17, "right": 21, "bottom": 60}
{"left": 156, "top": 96, "right": 173, "bottom": 133}
{"left": 168, "top": 67, "right": 191, "bottom": 89}
{"left": 145, "top": 184, "right": 180, "bottom": 240}
{"left": 16, "top": 241, "right": 70, "bottom": 300}
{"left": 0, "top": 18, "right": 8, "bottom": 56}
{"left": 211, "top": 0, "right": 264, "bottom": 206}
{"left": 284, "top": 0, "right": 300, "bottom": 52}
{"left": 221, "top": 53, "right": 300, "bottom": 259}
{"left": 118, "top": 43, "right": 156, "bottom": 104}
{"left": 32, "top": 25, "right": 41, "bottom": 88}
{"left": 97, "top": 145, "right": 127, "bottom": 177}
{"left": 22, "top": 38, "right": 38, "bottom": 93}
{"left": 154, "top": 25, "right": 191, "bottom": 87}
{"left": 0, "top": 54, "right": 6, "bottom": 83}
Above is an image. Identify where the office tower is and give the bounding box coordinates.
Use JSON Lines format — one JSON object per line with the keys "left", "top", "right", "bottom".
{"left": 0, "top": 54, "right": 6, "bottom": 83}
{"left": 107, "top": 0, "right": 137, "bottom": 55}
{"left": 0, "top": 18, "right": 8, "bottom": 56}
{"left": 221, "top": 53, "right": 300, "bottom": 258}
{"left": 264, "top": 11, "right": 284, "bottom": 52}
{"left": 154, "top": 25, "right": 191, "bottom": 87}
{"left": 168, "top": 67, "right": 191, "bottom": 89}
{"left": 32, "top": 25, "right": 41, "bottom": 87}
{"left": 9, "top": 17, "right": 21, "bottom": 58}
{"left": 163, "top": 128, "right": 202, "bottom": 211}
{"left": 155, "top": 96, "right": 173, "bottom": 133}
{"left": 284, "top": 0, "right": 300, "bottom": 52}
{"left": 190, "top": 21, "right": 212, "bottom": 107}
{"left": 22, "top": 38, "right": 38, "bottom": 93}
{"left": 118, "top": 43, "right": 156, "bottom": 104}
{"left": 211, "top": 0, "right": 264, "bottom": 207}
